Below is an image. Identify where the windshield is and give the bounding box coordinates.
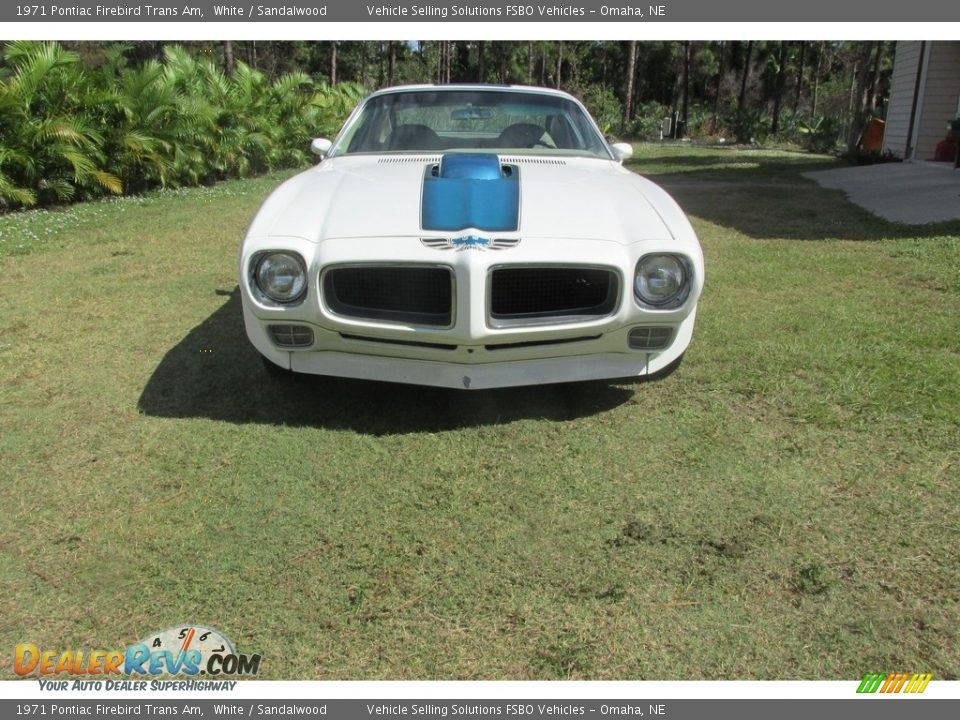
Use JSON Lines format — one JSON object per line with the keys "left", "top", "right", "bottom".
{"left": 332, "top": 89, "right": 611, "bottom": 158}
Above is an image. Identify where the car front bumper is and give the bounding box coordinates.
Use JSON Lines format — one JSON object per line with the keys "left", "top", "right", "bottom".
{"left": 240, "top": 235, "right": 702, "bottom": 389}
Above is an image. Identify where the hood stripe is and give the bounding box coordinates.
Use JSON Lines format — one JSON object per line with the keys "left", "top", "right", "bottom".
{"left": 421, "top": 154, "right": 520, "bottom": 232}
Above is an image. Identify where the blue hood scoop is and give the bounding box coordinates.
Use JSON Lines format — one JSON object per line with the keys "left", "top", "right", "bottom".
{"left": 421, "top": 154, "right": 520, "bottom": 232}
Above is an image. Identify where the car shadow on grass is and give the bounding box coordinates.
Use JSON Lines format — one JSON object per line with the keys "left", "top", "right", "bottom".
{"left": 137, "top": 289, "right": 634, "bottom": 434}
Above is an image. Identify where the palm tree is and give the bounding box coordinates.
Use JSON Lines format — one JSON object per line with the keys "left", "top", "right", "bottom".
{"left": 0, "top": 41, "right": 121, "bottom": 207}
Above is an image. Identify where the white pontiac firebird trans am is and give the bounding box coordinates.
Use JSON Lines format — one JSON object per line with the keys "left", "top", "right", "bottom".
{"left": 239, "top": 84, "right": 704, "bottom": 390}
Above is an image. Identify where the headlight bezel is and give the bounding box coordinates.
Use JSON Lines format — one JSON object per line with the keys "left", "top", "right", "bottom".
{"left": 633, "top": 253, "right": 693, "bottom": 310}
{"left": 250, "top": 250, "right": 308, "bottom": 306}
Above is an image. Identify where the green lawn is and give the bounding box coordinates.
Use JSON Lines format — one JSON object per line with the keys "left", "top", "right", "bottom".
{"left": 1, "top": 146, "right": 958, "bottom": 680}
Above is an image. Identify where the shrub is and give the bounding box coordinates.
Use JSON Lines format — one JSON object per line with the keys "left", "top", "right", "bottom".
{"left": 797, "top": 115, "right": 844, "bottom": 153}
{"left": 0, "top": 41, "right": 121, "bottom": 209}
{"left": 568, "top": 83, "right": 622, "bottom": 136}
{"left": 0, "top": 41, "right": 368, "bottom": 210}
{"left": 730, "top": 107, "right": 771, "bottom": 144}
{"left": 627, "top": 101, "right": 672, "bottom": 140}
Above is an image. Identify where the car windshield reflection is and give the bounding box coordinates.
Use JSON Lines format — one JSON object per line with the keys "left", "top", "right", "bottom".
{"left": 332, "top": 89, "right": 611, "bottom": 158}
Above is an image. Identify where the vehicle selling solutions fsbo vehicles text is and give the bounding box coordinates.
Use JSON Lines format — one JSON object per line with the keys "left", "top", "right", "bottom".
{"left": 364, "top": 4, "right": 596, "bottom": 17}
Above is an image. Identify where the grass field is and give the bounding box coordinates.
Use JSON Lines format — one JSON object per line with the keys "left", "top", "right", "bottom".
{"left": 1, "top": 146, "right": 958, "bottom": 680}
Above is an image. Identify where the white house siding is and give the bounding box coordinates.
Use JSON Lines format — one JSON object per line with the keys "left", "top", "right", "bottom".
{"left": 913, "top": 42, "right": 960, "bottom": 160}
{"left": 884, "top": 41, "right": 923, "bottom": 158}
{"left": 884, "top": 41, "right": 960, "bottom": 160}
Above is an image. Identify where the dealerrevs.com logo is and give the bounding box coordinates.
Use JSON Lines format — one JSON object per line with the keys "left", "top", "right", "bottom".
{"left": 14, "top": 625, "right": 261, "bottom": 680}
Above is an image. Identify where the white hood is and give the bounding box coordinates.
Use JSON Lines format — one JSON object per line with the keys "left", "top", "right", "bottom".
{"left": 246, "top": 155, "right": 677, "bottom": 244}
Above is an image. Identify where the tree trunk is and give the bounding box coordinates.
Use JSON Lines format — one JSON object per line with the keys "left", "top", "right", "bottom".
{"left": 330, "top": 42, "right": 337, "bottom": 86}
{"left": 847, "top": 41, "right": 875, "bottom": 153}
{"left": 455, "top": 42, "right": 469, "bottom": 83}
{"left": 567, "top": 41, "right": 579, "bottom": 85}
{"left": 478, "top": 41, "right": 486, "bottom": 82}
{"left": 527, "top": 41, "right": 534, "bottom": 84}
{"left": 388, "top": 41, "right": 397, "bottom": 86}
{"left": 555, "top": 41, "right": 563, "bottom": 88}
{"left": 600, "top": 42, "right": 607, "bottom": 86}
{"left": 793, "top": 41, "right": 806, "bottom": 113}
{"left": 623, "top": 41, "right": 637, "bottom": 127}
{"left": 713, "top": 40, "right": 725, "bottom": 130}
{"left": 438, "top": 42, "right": 444, "bottom": 84}
{"left": 812, "top": 41, "right": 824, "bottom": 117}
{"left": 738, "top": 41, "right": 753, "bottom": 112}
{"left": 847, "top": 52, "right": 857, "bottom": 122}
{"left": 223, "top": 41, "right": 235, "bottom": 75}
{"left": 377, "top": 42, "right": 384, "bottom": 87}
{"left": 868, "top": 41, "right": 884, "bottom": 111}
{"left": 360, "top": 42, "right": 369, "bottom": 87}
{"left": 771, "top": 41, "right": 788, "bottom": 134}
{"left": 681, "top": 41, "right": 691, "bottom": 133}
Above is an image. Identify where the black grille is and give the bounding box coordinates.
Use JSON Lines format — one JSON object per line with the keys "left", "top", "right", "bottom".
{"left": 323, "top": 266, "right": 453, "bottom": 326}
{"left": 490, "top": 267, "right": 618, "bottom": 324}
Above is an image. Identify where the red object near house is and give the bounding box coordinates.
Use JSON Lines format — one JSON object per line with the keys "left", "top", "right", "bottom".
{"left": 936, "top": 119, "right": 960, "bottom": 163}
{"left": 862, "top": 118, "right": 886, "bottom": 152}
{"left": 935, "top": 137, "right": 958, "bottom": 161}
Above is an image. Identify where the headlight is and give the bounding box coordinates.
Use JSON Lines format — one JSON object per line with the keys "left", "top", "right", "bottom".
{"left": 253, "top": 252, "right": 307, "bottom": 304}
{"left": 634, "top": 254, "right": 690, "bottom": 308}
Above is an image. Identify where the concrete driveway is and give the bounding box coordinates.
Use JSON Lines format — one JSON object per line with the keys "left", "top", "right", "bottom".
{"left": 803, "top": 160, "right": 960, "bottom": 224}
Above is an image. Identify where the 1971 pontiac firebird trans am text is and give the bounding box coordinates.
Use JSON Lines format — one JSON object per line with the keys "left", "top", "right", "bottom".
{"left": 239, "top": 85, "right": 704, "bottom": 389}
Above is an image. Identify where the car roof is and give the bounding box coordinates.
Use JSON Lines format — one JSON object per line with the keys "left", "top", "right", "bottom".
{"left": 365, "top": 84, "right": 579, "bottom": 101}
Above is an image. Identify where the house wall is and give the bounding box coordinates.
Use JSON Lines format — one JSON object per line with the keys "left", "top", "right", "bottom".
{"left": 884, "top": 41, "right": 960, "bottom": 160}
{"left": 883, "top": 41, "right": 923, "bottom": 158}
{"left": 913, "top": 42, "right": 960, "bottom": 160}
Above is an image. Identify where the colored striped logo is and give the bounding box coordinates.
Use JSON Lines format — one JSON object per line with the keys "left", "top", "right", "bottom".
{"left": 857, "top": 672, "right": 932, "bottom": 694}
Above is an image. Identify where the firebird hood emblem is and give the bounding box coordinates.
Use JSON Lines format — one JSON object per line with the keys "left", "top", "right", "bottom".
{"left": 422, "top": 236, "right": 521, "bottom": 252}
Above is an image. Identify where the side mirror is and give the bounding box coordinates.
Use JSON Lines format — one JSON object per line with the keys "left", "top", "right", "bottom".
{"left": 311, "top": 138, "right": 333, "bottom": 158}
{"left": 610, "top": 142, "right": 633, "bottom": 163}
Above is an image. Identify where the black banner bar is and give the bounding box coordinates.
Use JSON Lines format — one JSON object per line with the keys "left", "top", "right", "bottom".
{"left": 4, "top": 0, "right": 960, "bottom": 23}
{"left": 2, "top": 699, "right": 958, "bottom": 720}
